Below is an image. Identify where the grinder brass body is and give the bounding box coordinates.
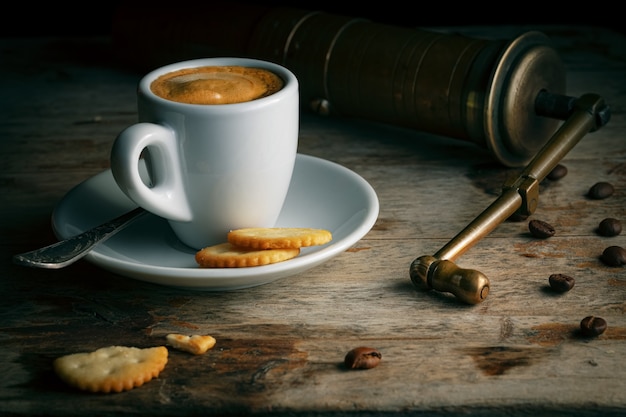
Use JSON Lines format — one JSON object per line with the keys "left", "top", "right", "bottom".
{"left": 247, "top": 9, "right": 566, "bottom": 167}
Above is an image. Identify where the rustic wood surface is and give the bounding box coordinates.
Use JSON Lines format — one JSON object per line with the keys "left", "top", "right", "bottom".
{"left": 1, "top": 23, "right": 625, "bottom": 417}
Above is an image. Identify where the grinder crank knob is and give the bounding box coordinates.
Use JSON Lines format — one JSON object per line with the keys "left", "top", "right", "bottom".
{"left": 410, "top": 256, "right": 490, "bottom": 305}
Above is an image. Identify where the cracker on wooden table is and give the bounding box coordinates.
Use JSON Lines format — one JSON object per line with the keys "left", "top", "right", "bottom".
{"left": 195, "top": 242, "right": 299, "bottom": 268}
{"left": 166, "top": 334, "right": 216, "bottom": 355}
{"left": 53, "top": 346, "right": 168, "bottom": 393}
{"left": 227, "top": 227, "right": 333, "bottom": 250}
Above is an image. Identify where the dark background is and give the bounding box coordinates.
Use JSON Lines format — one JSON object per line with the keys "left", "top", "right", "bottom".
{"left": 1, "top": 1, "right": 624, "bottom": 37}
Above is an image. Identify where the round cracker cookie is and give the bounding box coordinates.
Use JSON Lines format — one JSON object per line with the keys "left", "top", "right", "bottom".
{"left": 195, "top": 242, "right": 300, "bottom": 268}
{"left": 53, "top": 346, "right": 168, "bottom": 393}
{"left": 227, "top": 227, "right": 332, "bottom": 250}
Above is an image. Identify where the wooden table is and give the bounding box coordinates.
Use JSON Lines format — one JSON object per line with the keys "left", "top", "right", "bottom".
{"left": 1, "top": 17, "right": 625, "bottom": 417}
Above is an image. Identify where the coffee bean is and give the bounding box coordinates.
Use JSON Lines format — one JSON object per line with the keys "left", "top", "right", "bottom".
{"left": 546, "top": 164, "right": 568, "bottom": 181}
{"left": 528, "top": 219, "right": 555, "bottom": 238}
{"left": 548, "top": 274, "right": 575, "bottom": 293}
{"left": 588, "top": 181, "right": 614, "bottom": 199}
{"left": 580, "top": 316, "right": 607, "bottom": 337}
{"left": 598, "top": 218, "right": 622, "bottom": 237}
{"left": 344, "top": 347, "right": 382, "bottom": 370}
{"left": 600, "top": 245, "right": 626, "bottom": 266}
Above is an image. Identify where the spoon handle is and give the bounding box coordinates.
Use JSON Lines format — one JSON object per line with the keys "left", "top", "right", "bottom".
{"left": 13, "top": 207, "right": 147, "bottom": 269}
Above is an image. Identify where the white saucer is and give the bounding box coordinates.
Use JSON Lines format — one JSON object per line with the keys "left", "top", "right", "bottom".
{"left": 52, "top": 154, "right": 379, "bottom": 290}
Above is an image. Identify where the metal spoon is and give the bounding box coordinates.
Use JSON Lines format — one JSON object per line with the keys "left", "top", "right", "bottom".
{"left": 13, "top": 207, "right": 147, "bottom": 269}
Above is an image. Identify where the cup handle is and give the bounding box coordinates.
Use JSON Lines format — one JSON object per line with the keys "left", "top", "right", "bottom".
{"left": 110, "top": 122, "right": 193, "bottom": 222}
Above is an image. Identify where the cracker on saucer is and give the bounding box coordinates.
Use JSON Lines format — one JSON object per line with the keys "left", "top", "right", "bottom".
{"left": 195, "top": 242, "right": 299, "bottom": 268}
{"left": 53, "top": 345, "right": 168, "bottom": 393}
{"left": 227, "top": 227, "right": 332, "bottom": 250}
{"left": 166, "top": 334, "right": 216, "bottom": 355}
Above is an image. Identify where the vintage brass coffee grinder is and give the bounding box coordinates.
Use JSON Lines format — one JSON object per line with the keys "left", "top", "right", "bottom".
{"left": 115, "top": 5, "right": 611, "bottom": 303}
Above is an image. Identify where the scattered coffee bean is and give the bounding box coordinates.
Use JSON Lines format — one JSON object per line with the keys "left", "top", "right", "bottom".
{"left": 600, "top": 245, "right": 626, "bottom": 266}
{"left": 344, "top": 347, "right": 382, "bottom": 370}
{"left": 580, "top": 316, "right": 607, "bottom": 337}
{"left": 528, "top": 219, "right": 555, "bottom": 238}
{"left": 548, "top": 274, "right": 575, "bottom": 293}
{"left": 598, "top": 218, "right": 622, "bottom": 237}
{"left": 587, "top": 181, "right": 614, "bottom": 199}
{"left": 546, "top": 164, "right": 568, "bottom": 181}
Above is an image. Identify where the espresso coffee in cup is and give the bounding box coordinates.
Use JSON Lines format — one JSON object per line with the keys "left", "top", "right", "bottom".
{"left": 150, "top": 66, "right": 284, "bottom": 105}
{"left": 110, "top": 58, "right": 299, "bottom": 249}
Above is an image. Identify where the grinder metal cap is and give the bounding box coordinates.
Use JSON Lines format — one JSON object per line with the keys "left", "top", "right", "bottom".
{"left": 484, "top": 31, "right": 566, "bottom": 167}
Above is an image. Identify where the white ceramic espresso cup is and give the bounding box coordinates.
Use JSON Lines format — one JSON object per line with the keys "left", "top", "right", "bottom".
{"left": 110, "top": 58, "right": 299, "bottom": 249}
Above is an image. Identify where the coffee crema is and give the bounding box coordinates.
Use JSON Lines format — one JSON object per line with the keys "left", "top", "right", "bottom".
{"left": 150, "top": 66, "right": 284, "bottom": 105}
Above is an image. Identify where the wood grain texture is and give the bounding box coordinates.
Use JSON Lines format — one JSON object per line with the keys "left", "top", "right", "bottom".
{"left": 0, "top": 24, "right": 625, "bottom": 417}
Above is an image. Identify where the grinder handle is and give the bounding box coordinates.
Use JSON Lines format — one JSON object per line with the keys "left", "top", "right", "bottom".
{"left": 410, "top": 93, "right": 610, "bottom": 304}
